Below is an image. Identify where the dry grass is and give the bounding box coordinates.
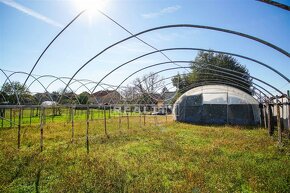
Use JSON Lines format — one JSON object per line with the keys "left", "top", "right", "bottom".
{"left": 0, "top": 116, "right": 289, "bottom": 192}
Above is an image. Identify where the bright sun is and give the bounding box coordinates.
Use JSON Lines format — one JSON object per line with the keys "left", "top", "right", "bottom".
{"left": 74, "top": 0, "right": 108, "bottom": 12}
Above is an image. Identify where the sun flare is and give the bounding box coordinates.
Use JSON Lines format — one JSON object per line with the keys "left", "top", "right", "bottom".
{"left": 74, "top": 0, "right": 108, "bottom": 12}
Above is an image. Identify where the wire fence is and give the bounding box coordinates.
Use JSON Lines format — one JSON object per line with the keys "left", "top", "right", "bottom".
{"left": 0, "top": 104, "right": 173, "bottom": 153}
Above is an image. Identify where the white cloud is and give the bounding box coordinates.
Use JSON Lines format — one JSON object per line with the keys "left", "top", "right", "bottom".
{"left": 141, "top": 5, "right": 181, "bottom": 19}
{"left": 0, "top": 0, "right": 64, "bottom": 28}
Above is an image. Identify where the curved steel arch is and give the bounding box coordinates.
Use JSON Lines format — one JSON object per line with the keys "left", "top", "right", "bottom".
{"left": 201, "top": 63, "right": 284, "bottom": 95}
{"left": 144, "top": 71, "right": 272, "bottom": 103}
{"left": 114, "top": 60, "right": 284, "bottom": 96}
{"left": 163, "top": 83, "right": 267, "bottom": 103}
{"left": 116, "top": 64, "right": 277, "bottom": 105}
{"left": 117, "top": 68, "right": 270, "bottom": 106}
{"left": 158, "top": 79, "right": 268, "bottom": 102}
{"left": 60, "top": 78, "right": 122, "bottom": 104}
{"left": 155, "top": 68, "right": 275, "bottom": 98}
{"left": 93, "top": 47, "right": 289, "bottom": 91}
{"left": 61, "top": 24, "right": 289, "bottom": 102}
{"left": 23, "top": 10, "right": 87, "bottom": 88}
{"left": 73, "top": 80, "right": 117, "bottom": 94}
{"left": 55, "top": 78, "right": 118, "bottom": 104}
{"left": 26, "top": 75, "right": 119, "bottom": 104}
{"left": 27, "top": 75, "right": 81, "bottom": 104}
{"left": 0, "top": 92, "right": 8, "bottom": 103}
{"left": 152, "top": 73, "right": 273, "bottom": 99}
{"left": 74, "top": 78, "right": 122, "bottom": 88}
{"left": 27, "top": 75, "right": 77, "bottom": 93}
{"left": 0, "top": 69, "right": 20, "bottom": 105}
{"left": 2, "top": 71, "right": 54, "bottom": 102}
{"left": 156, "top": 73, "right": 252, "bottom": 92}
{"left": 131, "top": 79, "right": 264, "bottom": 106}
{"left": 174, "top": 80, "right": 264, "bottom": 102}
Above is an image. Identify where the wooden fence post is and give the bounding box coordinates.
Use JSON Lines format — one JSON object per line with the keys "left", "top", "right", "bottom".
{"left": 104, "top": 107, "right": 109, "bottom": 138}
{"left": 108, "top": 106, "right": 111, "bottom": 119}
{"left": 13, "top": 109, "right": 16, "bottom": 123}
{"left": 86, "top": 106, "right": 90, "bottom": 154}
{"left": 1, "top": 108, "right": 3, "bottom": 129}
{"left": 276, "top": 96, "right": 282, "bottom": 145}
{"left": 118, "top": 112, "right": 121, "bottom": 130}
{"left": 30, "top": 108, "right": 33, "bottom": 126}
{"left": 288, "top": 97, "right": 290, "bottom": 139}
{"left": 40, "top": 107, "right": 44, "bottom": 152}
{"left": 144, "top": 114, "right": 146, "bottom": 126}
{"left": 17, "top": 107, "right": 22, "bottom": 149}
{"left": 10, "top": 108, "right": 12, "bottom": 129}
{"left": 127, "top": 112, "right": 129, "bottom": 129}
{"left": 139, "top": 113, "right": 142, "bottom": 128}
{"left": 267, "top": 103, "right": 274, "bottom": 136}
{"left": 263, "top": 104, "right": 267, "bottom": 128}
{"left": 71, "top": 106, "right": 74, "bottom": 143}
{"left": 21, "top": 108, "right": 24, "bottom": 121}
{"left": 166, "top": 106, "right": 168, "bottom": 124}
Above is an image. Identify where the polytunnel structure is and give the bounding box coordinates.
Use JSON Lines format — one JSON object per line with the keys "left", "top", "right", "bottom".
{"left": 0, "top": 0, "right": 289, "bottom": 153}
{"left": 173, "top": 85, "right": 260, "bottom": 125}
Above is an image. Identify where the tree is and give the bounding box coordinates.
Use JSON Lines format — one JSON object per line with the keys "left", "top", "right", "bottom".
{"left": 56, "top": 88, "right": 78, "bottom": 104}
{"left": 133, "top": 72, "right": 165, "bottom": 94}
{"left": 172, "top": 51, "right": 252, "bottom": 95}
{"left": 78, "top": 91, "right": 90, "bottom": 104}
{"left": 125, "top": 72, "right": 165, "bottom": 104}
{"left": 0, "top": 81, "right": 33, "bottom": 104}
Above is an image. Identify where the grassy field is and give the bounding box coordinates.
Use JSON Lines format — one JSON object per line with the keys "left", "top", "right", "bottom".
{"left": 0, "top": 107, "right": 141, "bottom": 128}
{"left": 0, "top": 116, "right": 289, "bottom": 192}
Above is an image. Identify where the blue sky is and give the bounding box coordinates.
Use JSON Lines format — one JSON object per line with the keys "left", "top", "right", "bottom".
{"left": 0, "top": 0, "right": 289, "bottom": 96}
